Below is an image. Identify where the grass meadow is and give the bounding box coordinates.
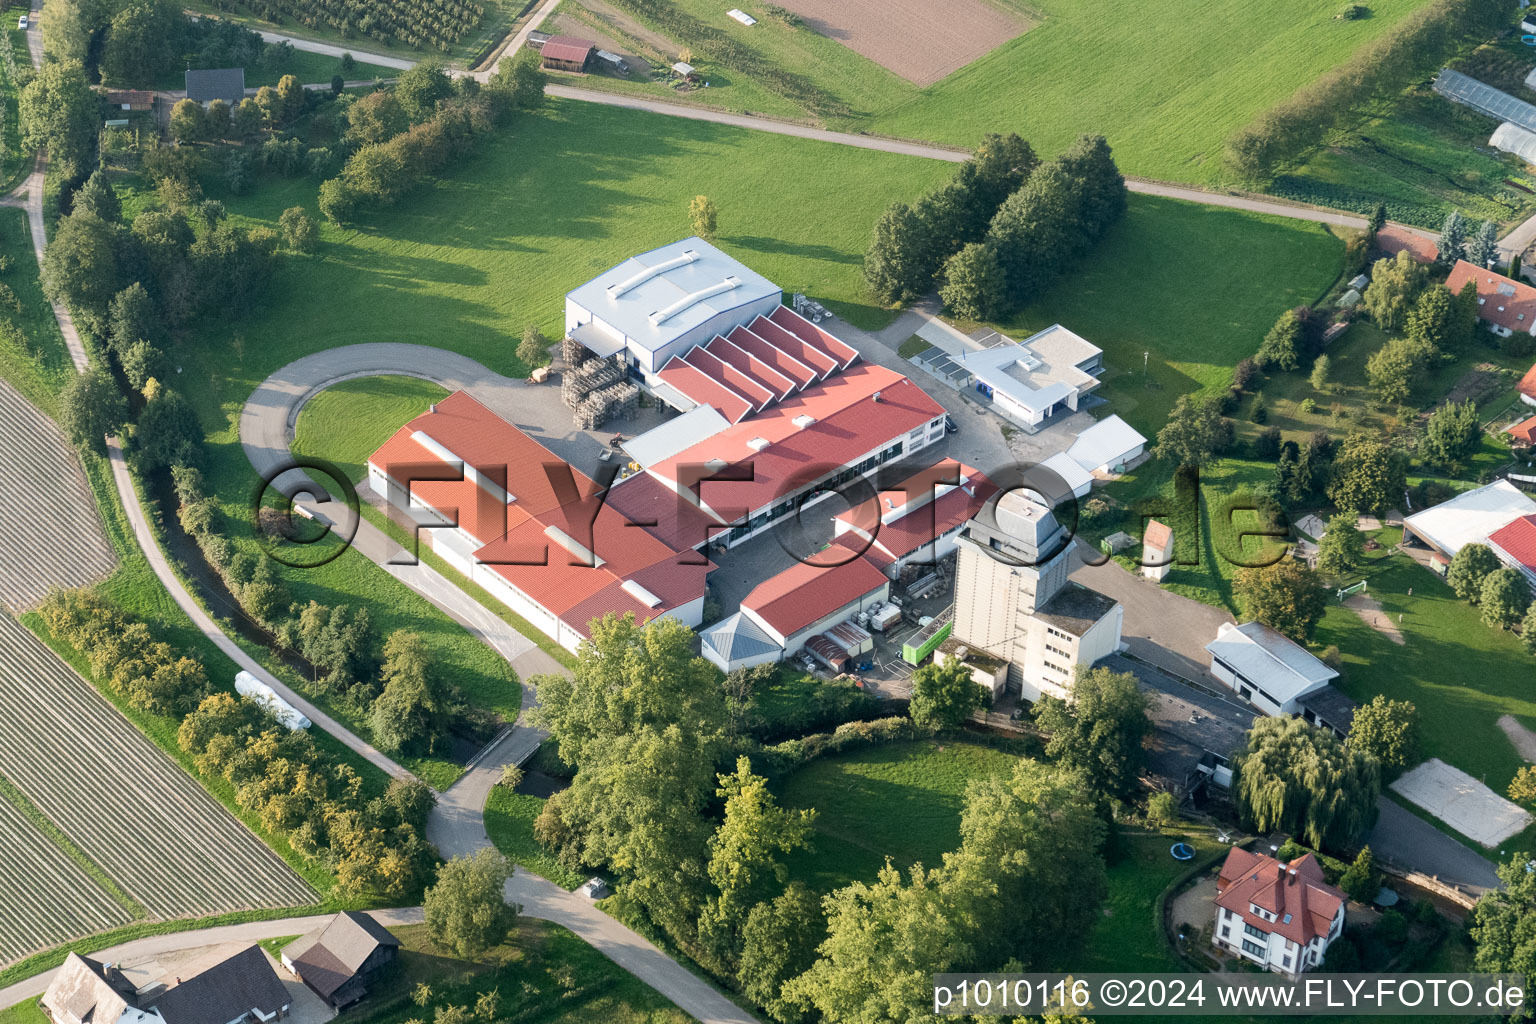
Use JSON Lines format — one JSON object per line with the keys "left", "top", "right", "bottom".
{"left": 776, "top": 739, "right": 1022, "bottom": 893}
{"left": 540, "top": 0, "right": 1437, "bottom": 184}
{"left": 997, "top": 195, "right": 1348, "bottom": 438}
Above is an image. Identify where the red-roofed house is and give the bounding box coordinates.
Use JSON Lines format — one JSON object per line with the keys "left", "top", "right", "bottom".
{"left": 831, "top": 459, "right": 995, "bottom": 571}
{"left": 1373, "top": 224, "right": 1437, "bottom": 264}
{"left": 1520, "top": 363, "right": 1536, "bottom": 408}
{"left": 1489, "top": 513, "right": 1536, "bottom": 591}
{"left": 1508, "top": 414, "right": 1536, "bottom": 448}
{"left": 367, "top": 391, "right": 709, "bottom": 651}
{"left": 1445, "top": 261, "right": 1536, "bottom": 339}
{"left": 1212, "top": 848, "right": 1345, "bottom": 977}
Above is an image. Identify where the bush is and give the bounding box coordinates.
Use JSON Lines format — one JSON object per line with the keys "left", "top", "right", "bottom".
{"left": 758, "top": 716, "right": 927, "bottom": 777}
{"left": 1338, "top": 3, "right": 1367, "bottom": 17}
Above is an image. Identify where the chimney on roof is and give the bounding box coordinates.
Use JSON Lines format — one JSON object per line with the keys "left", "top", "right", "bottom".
{"left": 429, "top": 404, "right": 437, "bottom": 414}
{"left": 872, "top": 391, "right": 882, "bottom": 403}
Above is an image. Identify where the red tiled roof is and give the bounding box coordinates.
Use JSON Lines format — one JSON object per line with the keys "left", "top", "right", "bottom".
{"left": 540, "top": 35, "right": 594, "bottom": 63}
{"left": 1509, "top": 414, "right": 1536, "bottom": 445}
{"left": 368, "top": 391, "right": 707, "bottom": 638}
{"left": 833, "top": 459, "right": 995, "bottom": 564}
{"left": 1520, "top": 363, "right": 1536, "bottom": 401}
{"left": 685, "top": 347, "right": 774, "bottom": 409}
{"left": 1444, "top": 260, "right": 1536, "bottom": 335}
{"left": 769, "top": 305, "right": 859, "bottom": 367}
{"left": 741, "top": 553, "right": 889, "bottom": 638}
{"left": 1144, "top": 519, "right": 1173, "bottom": 552}
{"left": 1214, "top": 848, "right": 1343, "bottom": 949}
{"left": 726, "top": 325, "right": 817, "bottom": 389}
{"left": 1489, "top": 513, "right": 1536, "bottom": 572}
{"left": 1374, "top": 225, "right": 1436, "bottom": 264}
{"left": 706, "top": 334, "right": 796, "bottom": 399}
{"left": 747, "top": 313, "right": 837, "bottom": 378}
{"left": 657, "top": 357, "right": 753, "bottom": 423}
{"left": 602, "top": 471, "right": 721, "bottom": 549}
{"left": 655, "top": 364, "right": 946, "bottom": 521}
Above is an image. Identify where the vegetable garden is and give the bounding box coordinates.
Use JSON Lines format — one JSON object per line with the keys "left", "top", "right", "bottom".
{"left": 0, "top": 612, "right": 314, "bottom": 966}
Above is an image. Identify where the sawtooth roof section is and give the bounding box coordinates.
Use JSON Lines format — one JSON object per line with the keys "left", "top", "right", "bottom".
{"left": 747, "top": 313, "right": 838, "bottom": 378}
{"left": 769, "top": 305, "right": 860, "bottom": 368}
{"left": 706, "top": 334, "right": 797, "bottom": 399}
{"left": 725, "top": 325, "right": 818, "bottom": 389}
{"left": 657, "top": 356, "right": 753, "bottom": 423}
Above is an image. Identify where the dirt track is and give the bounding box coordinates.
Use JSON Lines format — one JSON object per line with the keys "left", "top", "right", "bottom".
{"left": 771, "top": 0, "right": 1031, "bottom": 86}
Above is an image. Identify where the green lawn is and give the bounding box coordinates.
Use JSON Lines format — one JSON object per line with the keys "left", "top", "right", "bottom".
{"left": 353, "top": 922, "right": 693, "bottom": 1024}
{"left": 776, "top": 739, "right": 1022, "bottom": 893}
{"left": 485, "top": 786, "right": 584, "bottom": 889}
{"left": 1001, "top": 195, "right": 1347, "bottom": 438}
{"left": 0, "top": 1001, "right": 44, "bottom": 1024}
{"left": 543, "top": 0, "right": 1436, "bottom": 185}
{"left": 1314, "top": 553, "right": 1536, "bottom": 806}
{"left": 0, "top": 209, "right": 76, "bottom": 417}
{"left": 292, "top": 375, "right": 448, "bottom": 485}
{"left": 1079, "top": 829, "right": 1225, "bottom": 973}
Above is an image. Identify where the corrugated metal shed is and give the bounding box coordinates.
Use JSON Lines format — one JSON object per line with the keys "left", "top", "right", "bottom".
{"left": 804, "top": 634, "right": 848, "bottom": 672}
{"left": 541, "top": 35, "right": 595, "bottom": 65}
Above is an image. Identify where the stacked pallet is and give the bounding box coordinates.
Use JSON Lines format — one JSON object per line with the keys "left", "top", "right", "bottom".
{"left": 575, "top": 381, "right": 640, "bottom": 430}
{"left": 561, "top": 334, "right": 591, "bottom": 368}
{"left": 562, "top": 355, "right": 624, "bottom": 409}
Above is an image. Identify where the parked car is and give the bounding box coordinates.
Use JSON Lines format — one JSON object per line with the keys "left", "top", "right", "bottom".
{"left": 580, "top": 877, "right": 610, "bottom": 900}
{"left": 944, "top": 415, "right": 958, "bottom": 434}
{"left": 16, "top": 16, "right": 27, "bottom": 30}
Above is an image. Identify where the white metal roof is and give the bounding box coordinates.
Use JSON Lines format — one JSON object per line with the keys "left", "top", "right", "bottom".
{"left": 1066, "top": 414, "right": 1147, "bottom": 472}
{"left": 1404, "top": 479, "right": 1536, "bottom": 557}
{"left": 566, "top": 237, "right": 780, "bottom": 355}
{"left": 622, "top": 404, "right": 731, "bottom": 468}
{"left": 1032, "top": 451, "right": 1094, "bottom": 500}
{"left": 957, "top": 324, "right": 1100, "bottom": 415}
{"left": 1205, "top": 622, "right": 1337, "bottom": 704}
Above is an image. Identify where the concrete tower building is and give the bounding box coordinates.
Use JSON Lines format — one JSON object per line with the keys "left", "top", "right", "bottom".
{"left": 952, "top": 490, "right": 1123, "bottom": 702}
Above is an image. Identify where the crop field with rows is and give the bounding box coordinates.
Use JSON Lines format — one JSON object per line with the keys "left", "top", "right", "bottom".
{"left": 214, "top": 0, "right": 486, "bottom": 52}
{"left": 0, "top": 612, "right": 314, "bottom": 966}
{"left": 0, "top": 792, "right": 133, "bottom": 965}
{"left": 0, "top": 379, "right": 115, "bottom": 611}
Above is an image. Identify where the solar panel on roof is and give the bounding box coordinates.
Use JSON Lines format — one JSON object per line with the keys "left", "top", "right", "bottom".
{"left": 1434, "top": 70, "right": 1536, "bottom": 133}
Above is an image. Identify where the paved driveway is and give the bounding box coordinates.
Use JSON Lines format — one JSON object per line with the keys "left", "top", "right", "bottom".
{"left": 1368, "top": 798, "right": 1501, "bottom": 898}
{"left": 1071, "top": 557, "right": 1234, "bottom": 685}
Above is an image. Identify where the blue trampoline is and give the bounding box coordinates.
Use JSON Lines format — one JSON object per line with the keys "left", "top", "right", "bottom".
{"left": 1524, "top": 34, "right": 1536, "bottom": 44}
{"left": 1170, "top": 842, "right": 1195, "bottom": 861}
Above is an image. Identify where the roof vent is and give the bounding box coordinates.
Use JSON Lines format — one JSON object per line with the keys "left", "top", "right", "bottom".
{"left": 872, "top": 391, "right": 882, "bottom": 403}
{"left": 621, "top": 579, "right": 663, "bottom": 608}
{"left": 792, "top": 414, "right": 816, "bottom": 428}
{"left": 429, "top": 404, "right": 437, "bottom": 414}
{"left": 747, "top": 437, "right": 771, "bottom": 452}
{"left": 544, "top": 525, "right": 604, "bottom": 567}
{"left": 608, "top": 250, "right": 699, "bottom": 298}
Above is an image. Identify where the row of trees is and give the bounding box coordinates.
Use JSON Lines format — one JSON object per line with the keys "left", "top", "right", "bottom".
{"left": 178, "top": 690, "right": 439, "bottom": 894}
{"left": 863, "top": 132, "right": 1127, "bottom": 321}
{"left": 318, "top": 56, "right": 544, "bottom": 223}
{"left": 1446, "top": 542, "right": 1536, "bottom": 640}
{"left": 527, "top": 614, "right": 1118, "bottom": 1024}
{"left": 1223, "top": 0, "right": 1506, "bottom": 179}
{"left": 218, "top": 0, "right": 488, "bottom": 52}
{"left": 48, "top": 0, "right": 294, "bottom": 86}
{"left": 40, "top": 585, "right": 439, "bottom": 896}
{"left": 864, "top": 133, "right": 1040, "bottom": 304}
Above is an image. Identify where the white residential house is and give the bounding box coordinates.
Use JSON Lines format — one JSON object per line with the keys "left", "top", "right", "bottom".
{"left": 1213, "top": 848, "right": 1345, "bottom": 978}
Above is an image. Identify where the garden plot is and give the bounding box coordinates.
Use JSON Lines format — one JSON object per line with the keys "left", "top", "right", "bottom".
{"left": 0, "top": 789, "right": 133, "bottom": 966}
{"left": 0, "top": 613, "right": 314, "bottom": 925}
{"left": 0, "top": 379, "right": 115, "bottom": 610}
{"left": 1390, "top": 757, "right": 1533, "bottom": 847}
{"left": 769, "top": 0, "right": 1031, "bottom": 86}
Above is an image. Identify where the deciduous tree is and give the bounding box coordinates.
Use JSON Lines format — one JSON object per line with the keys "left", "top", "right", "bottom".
{"left": 908, "top": 658, "right": 988, "bottom": 729}
{"left": 938, "top": 241, "right": 1005, "bottom": 320}
{"left": 1449, "top": 542, "right": 1501, "bottom": 602}
{"left": 60, "top": 368, "right": 127, "bottom": 456}
{"left": 689, "top": 194, "right": 717, "bottom": 240}
{"left": 1481, "top": 568, "right": 1531, "bottom": 631}
{"left": 1362, "top": 251, "right": 1427, "bottom": 333}
{"left": 278, "top": 206, "right": 319, "bottom": 253}
{"left": 1316, "top": 513, "right": 1365, "bottom": 576}
{"left": 518, "top": 324, "right": 547, "bottom": 366}
{"left": 21, "top": 61, "right": 99, "bottom": 180}
{"left": 1406, "top": 285, "right": 1461, "bottom": 351}
{"left": 1347, "top": 695, "right": 1420, "bottom": 778}
{"left": 1420, "top": 399, "right": 1479, "bottom": 471}
{"left": 423, "top": 849, "right": 518, "bottom": 958}
{"left": 1233, "top": 560, "right": 1327, "bottom": 643}
{"left": 1256, "top": 309, "right": 1303, "bottom": 371}
{"left": 863, "top": 201, "right": 935, "bottom": 304}
{"left": 738, "top": 883, "right": 823, "bottom": 1024}
{"left": 1031, "top": 665, "right": 1150, "bottom": 800}
{"left": 1327, "top": 432, "right": 1407, "bottom": 517}
{"left": 169, "top": 98, "right": 206, "bottom": 144}
{"left": 370, "top": 630, "right": 448, "bottom": 754}
{"left": 1234, "top": 715, "right": 1380, "bottom": 851}
{"left": 1153, "top": 393, "right": 1227, "bottom": 467}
